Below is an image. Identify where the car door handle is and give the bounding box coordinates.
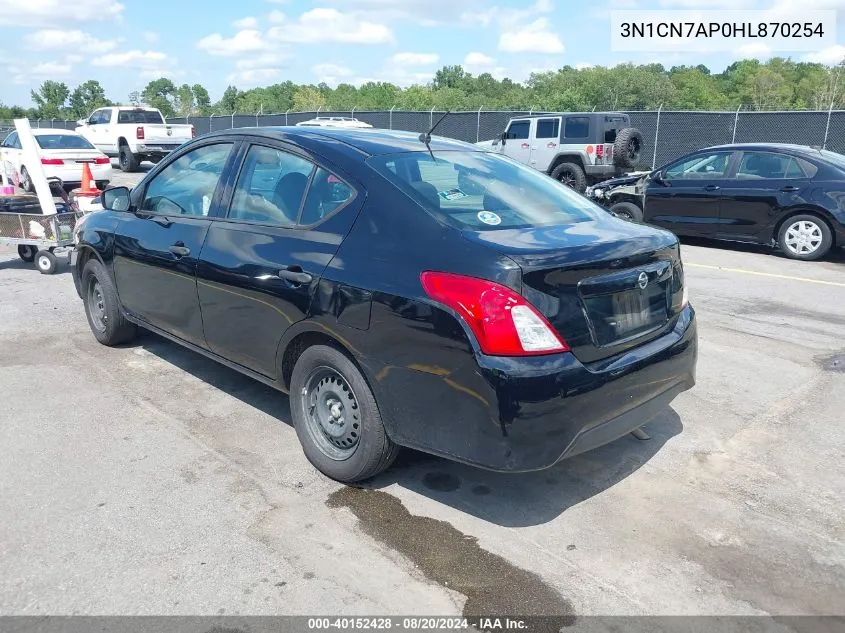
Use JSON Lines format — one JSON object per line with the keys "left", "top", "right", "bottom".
{"left": 168, "top": 244, "right": 190, "bottom": 257}
{"left": 150, "top": 215, "right": 172, "bottom": 227}
{"left": 703, "top": 185, "right": 720, "bottom": 191}
{"left": 277, "top": 266, "right": 312, "bottom": 285}
{"left": 781, "top": 186, "right": 800, "bottom": 193}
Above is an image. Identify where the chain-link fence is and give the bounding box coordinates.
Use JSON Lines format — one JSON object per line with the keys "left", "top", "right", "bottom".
{"left": 7, "top": 109, "right": 845, "bottom": 169}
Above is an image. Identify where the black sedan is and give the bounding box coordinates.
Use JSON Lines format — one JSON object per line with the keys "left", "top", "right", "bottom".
{"left": 645, "top": 143, "right": 845, "bottom": 260}
{"left": 71, "top": 127, "right": 697, "bottom": 483}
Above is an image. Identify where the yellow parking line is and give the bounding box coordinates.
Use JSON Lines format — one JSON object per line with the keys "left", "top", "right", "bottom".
{"left": 686, "top": 262, "right": 845, "bottom": 288}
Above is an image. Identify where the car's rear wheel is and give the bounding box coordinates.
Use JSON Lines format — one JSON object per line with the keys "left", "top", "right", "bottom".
{"left": 290, "top": 345, "right": 399, "bottom": 483}
{"left": 610, "top": 201, "right": 644, "bottom": 223}
{"left": 119, "top": 145, "right": 139, "bottom": 173}
{"left": 18, "top": 245, "right": 37, "bottom": 262}
{"left": 81, "top": 259, "right": 137, "bottom": 345}
{"left": 777, "top": 214, "right": 832, "bottom": 261}
{"left": 20, "top": 167, "right": 33, "bottom": 193}
{"left": 551, "top": 162, "right": 587, "bottom": 193}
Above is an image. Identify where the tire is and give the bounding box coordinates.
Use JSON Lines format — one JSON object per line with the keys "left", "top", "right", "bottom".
{"left": 17, "top": 245, "right": 37, "bottom": 262}
{"left": 551, "top": 162, "right": 587, "bottom": 193}
{"left": 118, "top": 145, "right": 139, "bottom": 173}
{"left": 20, "top": 167, "right": 33, "bottom": 193}
{"left": 35, "top": 250, "right": 57, "bottom": 275}
{"left": 290, "top": 345, "right": 399, "bottom": 483}
{"left": 777, "top": 214, "right": 833, "bottom": 261}
{"left": 81, "top": 258, "right": 137, "bottom": 345}
{"left": 613, "top": 127, "right": 644, "bottom": 169}
{"left": 610, "top": 201, "right": 644, "bottom": 223}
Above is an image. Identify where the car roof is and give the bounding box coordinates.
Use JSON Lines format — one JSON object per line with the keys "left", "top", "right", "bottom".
{"left": 209, "top": 126, "right": 477, "bottom": 156}
{"left": 705, "top": 142, "right": 828, "bottom": 156}
{"left": 31, "top": 128, "right": 81, "bottom": 136}
{"left": 513, "top": 112, "right": 628, "bottom": 118}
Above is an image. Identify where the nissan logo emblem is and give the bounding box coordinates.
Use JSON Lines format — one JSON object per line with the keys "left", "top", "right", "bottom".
{"left": 637, "top": 272, "right": 649, "bottom": 290}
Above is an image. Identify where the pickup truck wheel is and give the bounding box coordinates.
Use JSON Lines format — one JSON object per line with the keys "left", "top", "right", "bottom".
{"left": 610, "top": 201, "right": 644, "bottom": 223}
{"left": 551, "top": 162, "right": 587, "bottom": 193}
{"left": 291, "top": 345, "right": 400, "bottom": 483}
{"left": 613, "top": 128, "right": 644, "bottom": 169}
{"left": 81, "top": 259, "right": 137, "bottom": 345}
{"left": 118, "top": 146, "right": 140, "bottom": 173}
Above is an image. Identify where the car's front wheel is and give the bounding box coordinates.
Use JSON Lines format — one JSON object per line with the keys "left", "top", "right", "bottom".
{"left": 777, "top": 214, "right": 833, "bottom": 261}
{"left": 290, "top": 344, "right": 399, "bottom": 483}
{"left": 81, "top": 259, "right": 137, "bottom": 345}
{"left": 610, "top": 201, "right": 644, "bottom": 223}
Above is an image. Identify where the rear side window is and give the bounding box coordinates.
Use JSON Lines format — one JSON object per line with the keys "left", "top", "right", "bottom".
{"left": 505, "top": 121, "right": 530, "bottom": 140}
{"left": 535, "top": 118, "right": 560, "bottom": 139}
{"left": 299, "top": 168, "right": 355, "bottom": 225}
{"left": 140, "top": 143, "right": 233, "bottom": 216}
{"left": 228, "top": 145, "right": 314, "bottom": 226}
{"left": 564, "top": 116, "right": 590, "bottom": 139}
{"left": 369, "top": 151, "right": 600, "bottom": 231}
{"left": 117, "top": 110, "right": 165, "bottom": 124}
{"left": 736, "top": 152, "right": 807, "bottom": 180}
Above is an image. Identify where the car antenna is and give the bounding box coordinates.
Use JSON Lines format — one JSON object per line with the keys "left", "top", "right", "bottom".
{"left": 419, "top": 110, "right": 450, "bottom": 159}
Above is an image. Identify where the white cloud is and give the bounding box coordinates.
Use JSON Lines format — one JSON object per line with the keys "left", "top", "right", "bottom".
{"left": 804, "top": 44, "right": 845, "bottom": 65}
{"left": 574, "top": 62, "right": 594, "bottom": 70}
{"left": 0, "top": 0, "right": 123, "bottom": 26}
{"left": 267, "top": 8, "right": 393, "bottom": 44}
{"left": 499, "top": 18, "right": 564, "bottom": 53}
{"left": 463, "top": 0, "right": 552, "bottom": 27}
{"left": 197, "top": 29, "right": 271, "bottom": 56}
{"left": 143, "top": 31, "right": 159, "bottom": 43}
{"left": 734, "top": 43, "right": 772, "bottom": 58}
{"left": 31, "top": 61, "right": 72, "bottom": 76}
{"left": 268, "top": 10, "right": 286, "bottom": 22}
{"left": 92, "top": 50, "right": 167, "bottom": 68}
{"left": 227, "top": 53, "right": 289, "bottom": 85}
{"left": 140, "top": 68, "right": 177, "bottom": 80}
{"left": 322, "top": 0, "right": 477, "bottom": 26}
{"left": 233, "top": 16, "right": 259, "bottom": 29}
{"left": 462, "top": 52, "right": 507, "bottom": 78}
{"left": 227, "top": 68, "right": 281, "bottom": 84}
{"left": 391, "top": 52, "right": 439, "bottom": 66}
{"left": 313, "top": 62, "right": 354, "bottom": 86}
{"left": 23, "top": 29, "right": 118, "bottom": 54}
{"left": 235, "top": 52, "right": 289, "bottom": 70}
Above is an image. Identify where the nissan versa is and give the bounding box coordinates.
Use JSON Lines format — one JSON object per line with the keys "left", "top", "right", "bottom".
{"left": 71, "top": 127, "right": 697, "bottom": 483}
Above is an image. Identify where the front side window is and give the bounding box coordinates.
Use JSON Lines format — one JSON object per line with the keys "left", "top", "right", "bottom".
{"left": 536, "top": 118, "right": 560, "bottom": 139}
{"left": 228, "top": 145, "right": 314, "bottom": 226}
{"left": 564, "top": 116, "right": 590, "bottom": 139}
{"left": 140, "top": 143, "right": 233, "bottom": 216}
{"left": 505, "top": 121, "right": 530, "bottom": 140}
{"left": 369, "top": 151, "right": 601, "bottom": 231}
{"left": 3, "top": 132, "right": 19, "bottom": 148}
{"left": 665, "top": 152, "right": 732, "bottom": 180}
{"left": 736, "top": 152, "right": 806, "bottom": 180}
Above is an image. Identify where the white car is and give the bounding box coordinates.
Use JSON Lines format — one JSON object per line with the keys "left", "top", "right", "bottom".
{"left": 1, "top": 128, "right": 111, "bottom": 192}
{"left": 295, "top": 116, "right": 373, "bottom": 129}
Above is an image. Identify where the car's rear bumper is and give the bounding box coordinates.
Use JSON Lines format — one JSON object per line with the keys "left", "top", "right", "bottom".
{"left": 361, "top": 306, "right": 697, "bottom": 472}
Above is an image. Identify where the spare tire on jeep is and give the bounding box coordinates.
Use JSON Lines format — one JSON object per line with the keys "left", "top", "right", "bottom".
{"left": 613, "top": 127, "right": 643, "bottom": 169}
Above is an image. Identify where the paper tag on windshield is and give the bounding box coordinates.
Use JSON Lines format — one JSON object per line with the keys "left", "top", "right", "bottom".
{"left": 477, "top": 211, "right": 501, "bottom": 226}
{"left": 202, "top": 195, "right": 211, "bottom": 215}
{"left": 438, "top": 188, "right": 467, "bottom": 201}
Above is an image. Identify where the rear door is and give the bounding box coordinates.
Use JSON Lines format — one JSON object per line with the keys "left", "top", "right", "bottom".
{"left": 717, "top": 150, "right": 813, "bottom": 242}
{"left": 529, "top": 117, "right": 561, "bottom": 171}
{"left": 644, "top": 150, "right": 736, "bottom": 236}
{"left": 197, "top": 141, "right": 362, "bottom": 377}
{"left": 501, "top": 119, "right": 533, "bottom": 165}
{"left": 113, "top": 141, "right": 236, "bottom": 347}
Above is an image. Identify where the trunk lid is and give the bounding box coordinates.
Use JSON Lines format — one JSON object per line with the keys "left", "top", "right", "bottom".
{"left": 462, "top": 220, "right": 685, "bottom": 363}
{"left": 141, "top": 124, "right": 192, "bottom": 144}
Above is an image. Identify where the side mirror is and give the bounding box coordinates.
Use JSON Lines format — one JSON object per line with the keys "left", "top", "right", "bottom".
{"left": 103, "top": 186, "right": 131, "bottom": 212}
{"left": 651, "top": 170, "right": 666, "bottom": 185}
{"left": 492, "top": 138, "right": 500, "bottom": 147}
{"left": 77, "top": 119, "right": 88, "bottom": 127}
{"left": 500, "top": 131, "right": 507, "bottom": 146}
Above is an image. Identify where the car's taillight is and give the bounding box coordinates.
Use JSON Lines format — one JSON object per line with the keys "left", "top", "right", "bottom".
{"left": 191, "top": 126, "right": 196, "bottom": 138}
{"left": 136, "top": 126, "right": 145, "bottom": 140}
{"left": 94, "top": 157, "right": 110, "bottom": 165}
{"left": 41, "top": 158, "right": 63, "bottom": 165}
{"left": 420, "top": 271, "right": 569, "bottom": 356}
{"left": 596, "top": 144, "right": 604, "bottom": 158}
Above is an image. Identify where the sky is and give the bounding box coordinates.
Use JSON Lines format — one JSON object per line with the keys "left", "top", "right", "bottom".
{"left": 1, "top": 0, "right": 845, "bottom": 108}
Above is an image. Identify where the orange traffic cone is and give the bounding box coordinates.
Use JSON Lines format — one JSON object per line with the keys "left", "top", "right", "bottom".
{"left": 80, "top": 161, "right": 100, "bottom": 195}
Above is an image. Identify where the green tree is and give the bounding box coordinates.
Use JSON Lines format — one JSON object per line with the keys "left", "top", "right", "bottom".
{"left": 292, "top": 86, "right": 326, "bottom": 112}
{"left": 141, "top": 78, "right": 177, "bottom": 117}
{"left": 174, "top": 83, "right": 195, "bottom": 117}
{"left": 31, "top": 80, "right": 70, "bottom": 119}
{"left": 218, "top": 85, "right": 240, "bottom": 113}
{"left": 192, "top": 84, "right": 212, "bottom": 115}
{"left": 128, "top": 91, "right": 141, "bottom": 106}
{"left": 69, "top": 80, "right": 111, "bottom": 120}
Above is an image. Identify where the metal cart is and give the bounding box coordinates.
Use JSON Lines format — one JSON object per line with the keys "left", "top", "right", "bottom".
{"left": 0, "top": 208, "right": 82, "bottom": 274}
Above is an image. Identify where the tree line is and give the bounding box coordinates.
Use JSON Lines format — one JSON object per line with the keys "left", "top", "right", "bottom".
{"left": 2, "top": 58, "right": 844, "bottom": 121}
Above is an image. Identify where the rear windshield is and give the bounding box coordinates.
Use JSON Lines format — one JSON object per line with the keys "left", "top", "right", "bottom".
{"left": 117, "top": 110, "right": 164, "bottom": 124}
{"left": 368, "top": 151, "right": 601, "bottom": 231}
{"left": 35, "top": 134, "right": 95, "bottom": 150}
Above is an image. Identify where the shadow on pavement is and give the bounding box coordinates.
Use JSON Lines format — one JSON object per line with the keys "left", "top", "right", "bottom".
{"left": 680, "top": 235, "right": 845, "bottom": 264}
{"left": 137, "top": 330, "right": 683, "bottom": 527}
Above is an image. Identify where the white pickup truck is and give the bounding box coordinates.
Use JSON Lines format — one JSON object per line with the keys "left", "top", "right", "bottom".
{"left": 75, "top": 106, "right": 194, "bottom": 173}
